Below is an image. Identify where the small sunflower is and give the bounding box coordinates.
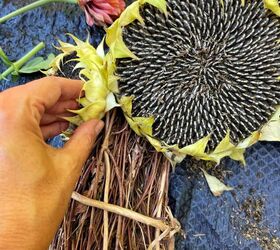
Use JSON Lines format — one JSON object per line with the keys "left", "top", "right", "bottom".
{"left": 50, "top": 0, "right": 280, "bottom": 165}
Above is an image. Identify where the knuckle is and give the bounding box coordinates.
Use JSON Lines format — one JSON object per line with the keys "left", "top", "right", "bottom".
{"left": 84, "top": 132, "right": 96, "bottom": 146}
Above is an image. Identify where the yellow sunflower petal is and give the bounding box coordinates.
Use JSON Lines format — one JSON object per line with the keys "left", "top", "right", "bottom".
{"left": 71, "top": 101, "right": 106, "bottom": 121}
{"left": 110, "top": 37, "right": 139, "bottom": 59}
{"left": 237, "top": 131, "right": 260, "bottom": 149}
{"left": 207, "top": 131, "right": 235, "bottom": 163}
{"left": 179, "top": 135, "right": 211, "bottom": 159}
{"left": 105, "top": 92, "right": 120, "bottom": 112}
{"left": 260, "top": 120, "right": 280, "bottom": 141}
{"left": 146, "top": 136, "right": 167, "bottom": 152}
{"left": 106, "top": 20, "right": 138, "bottom": 59}
{"left": 79, "top": 97, "right": 91, "bottom": 107}
{"left": 227, "top": 131, "right": 260, "bottom": 165}
{"left": 119, "top": 96, "right": 134, "bottom": 116}
{"left": 260, "top": 106, "right": 280, "bottom": 141}
{"left": 133, "top": 116, "right": 154, "bottom": 136}
{"left": 63, "top": 115, "right": 83, "bottom": 126}
{"left": 201, "top": 169, "right": 234, "bottom": 196}
{"left": 141, "top": 0, "right": 167, "bottom": 15}
{"left": 229, "top": 148, "right": 246, "bottom": 165}
{"left": 124, "top": 115, "right": 142, "bottom": 136}
{"left": 263, "top": 0, "right": 280, "bottom": 16}
{"left": 119, "top": 1, "right": 144, "bottom": 26}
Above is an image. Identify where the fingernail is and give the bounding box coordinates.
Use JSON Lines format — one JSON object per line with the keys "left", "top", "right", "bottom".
{"left": 94, "top": 120, "right": 104, "bottom": 134}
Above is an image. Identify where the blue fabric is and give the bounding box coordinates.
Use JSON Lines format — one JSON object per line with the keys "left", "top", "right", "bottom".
{"left": 1, "top": 1, "right": 279, "bottom": 249}
{"left": 170, "top": 142, "right": 280, "bottom": 250}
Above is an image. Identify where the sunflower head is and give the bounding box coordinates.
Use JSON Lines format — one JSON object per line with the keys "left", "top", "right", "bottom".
{"left": 50, "top": 0, "right": 280, "bottom": 165}
{"left": 117, "top": 0, "right": 280, "bottom": 152}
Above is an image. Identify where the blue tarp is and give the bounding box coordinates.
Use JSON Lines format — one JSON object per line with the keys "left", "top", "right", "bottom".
{"left": 0, "top": 1, "right": 279, "bottom": 249}
{"left": 170, "top": 142, "right": 280, "bottom": 249}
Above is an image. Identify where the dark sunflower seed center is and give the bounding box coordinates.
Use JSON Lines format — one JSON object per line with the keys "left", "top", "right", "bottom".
{"left": 117, "top": 0, "right": 280, "bottom": 150}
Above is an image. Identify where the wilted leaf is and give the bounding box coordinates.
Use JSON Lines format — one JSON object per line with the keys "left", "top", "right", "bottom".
{"left": 201, "top": 169, "right": 233, "bottom": 197}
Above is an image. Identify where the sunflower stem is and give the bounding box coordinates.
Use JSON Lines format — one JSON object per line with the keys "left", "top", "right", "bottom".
{"left": 0, "top": 42, "right": 45, "bottom": 80}
{"left": 71, "top": 191, "right": 172, "bottom": 232}
{"left": 0, "top": 0, "right": 78, "bottom": 24}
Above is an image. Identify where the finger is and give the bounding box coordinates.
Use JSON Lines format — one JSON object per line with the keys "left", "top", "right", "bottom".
{"left": 24, "top": 76, "right": 83, "bottom": 115}
{"left": 41, "top": 121, "right": 69, "bottom": 140}
{"left": 40, "top": 112, "right": 75, "bottom": 126}
{"left": 46, "top": 100, "right": 80, "bottom": 114}
{"left": 62, "top": 119, "right": 104, "bottom": 167}
{"left": 28, "top": 76, "right": 83, "bottom": 103}
{"left": 19, "top": 76, "right": 83, "bottom": 123}
{"left": 0, "top": 77, "right": 83, "bottom": 134}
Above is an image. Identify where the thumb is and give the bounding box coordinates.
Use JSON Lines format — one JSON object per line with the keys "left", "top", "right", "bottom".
{"left": 63, "top": 119, "right": 104, "bottom": 168}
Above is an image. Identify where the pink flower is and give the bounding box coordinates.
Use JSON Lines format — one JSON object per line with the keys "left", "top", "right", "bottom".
{"left": 79, "top": 0, "right": 126, "bottom": 26}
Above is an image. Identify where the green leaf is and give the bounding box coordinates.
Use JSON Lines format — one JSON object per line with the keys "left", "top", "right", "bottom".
{"left": 0, "top": 47, "right": 12, "bottom": 66}
{"left": 18, "top": 53, "right": 55, "bottom": 74}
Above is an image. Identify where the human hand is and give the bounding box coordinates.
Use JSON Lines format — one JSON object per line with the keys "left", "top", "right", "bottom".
{"left": 0, "top": 76, "right": 104, "bottom": 249}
